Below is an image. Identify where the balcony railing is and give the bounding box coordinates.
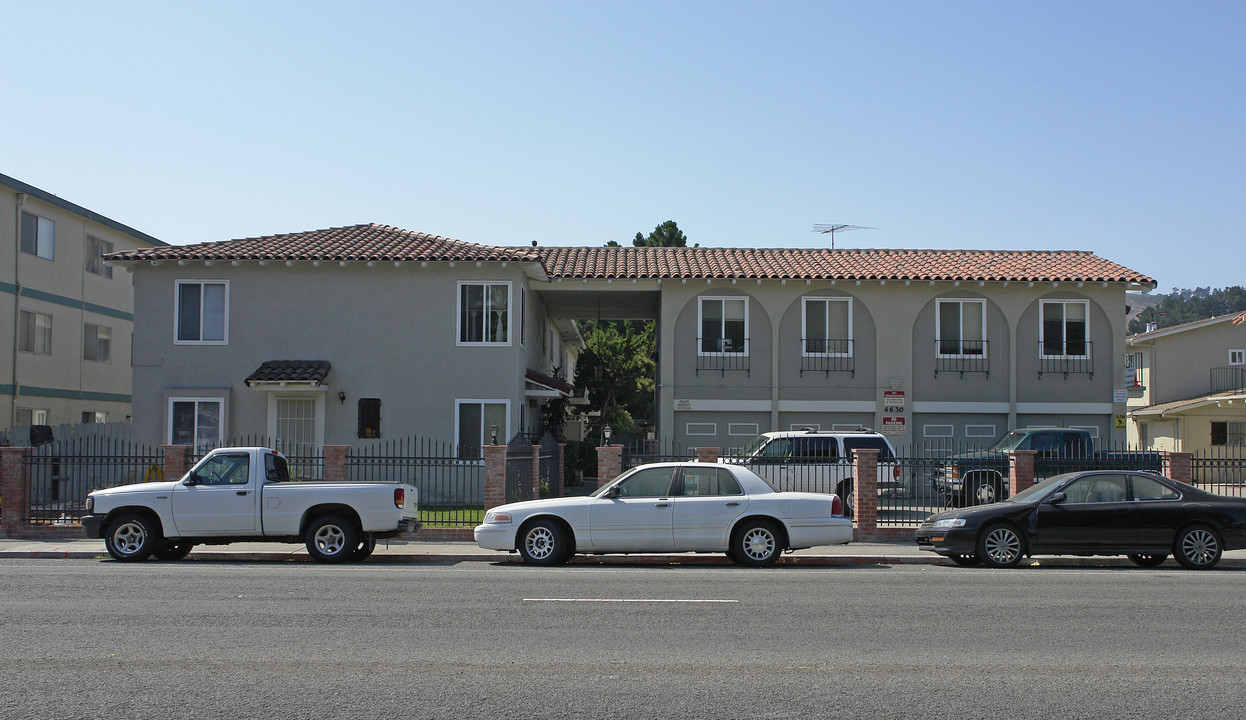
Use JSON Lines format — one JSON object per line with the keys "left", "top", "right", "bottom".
{"left": 1038, "top": 341, "right": 1094, "bottom": 378}
{"left": 934, "top": 340, "right": 990, "bottom": 377}
{"left": 800, "top": 338, "right": 855, "bottom": 376}
{"left": 696, "top": 337, "right": 750, "bottom": 376}
{"left": 1212, "top": 366, "right": 1246, "bottom": 394}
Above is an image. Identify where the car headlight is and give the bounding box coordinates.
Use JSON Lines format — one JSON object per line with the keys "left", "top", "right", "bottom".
{"left": 484, "top": 511, "right": 512, "bottom": 524}
{"left": 85, "top": 494, "right": 94, "bottom": 513}
{"left": 931, "top": 518, "right": 966, "bottom": 529}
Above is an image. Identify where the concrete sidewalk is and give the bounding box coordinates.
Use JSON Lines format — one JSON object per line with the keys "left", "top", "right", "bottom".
{"left": 2, "top": 537, "right": 1243, "bottom": 568}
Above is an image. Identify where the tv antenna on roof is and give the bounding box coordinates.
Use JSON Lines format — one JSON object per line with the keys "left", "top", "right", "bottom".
{"left": 812, "top": 223, "right": 876, "bottom": 250}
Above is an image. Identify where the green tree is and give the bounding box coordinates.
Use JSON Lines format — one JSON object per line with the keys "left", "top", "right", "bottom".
{"left": 632, "top": 220, "right": 694, "bottom": 247}
{"left": 1128, "top": 286, "right": 1246, "bottom": 334}
{"left": 573, "top": 320, "right": 656, "bottom": 440}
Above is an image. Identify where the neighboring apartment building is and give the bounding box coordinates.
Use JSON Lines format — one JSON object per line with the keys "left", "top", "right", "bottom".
{"left": 1, "top": 173, "right": 166, "bottom": 430}
{"left": 1125, "top": 312, "right": 1246, "bottom": 452}
{"left": 109, "top": 227, "right": 1154, "bottom": 453}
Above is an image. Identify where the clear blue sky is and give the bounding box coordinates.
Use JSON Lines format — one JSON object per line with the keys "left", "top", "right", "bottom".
{"left": 3, "top": 1, "right": 1242, "bottom": 293}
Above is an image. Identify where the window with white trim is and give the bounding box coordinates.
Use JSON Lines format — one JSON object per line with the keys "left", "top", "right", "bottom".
{"left": 18, "top": 310, "right": 53, "bottom": 355}
{"left": 17, "top": 408, "right": 49, "bottom": 426}
{"left": 86, "top": 235, "right": 113, "bottom": 278}
{"left": 169, "top": 398, "right": 223, "bottom": 452}
{"left": 1040, "top": 299, "right": 1088, "bottom": 357}
{"left": 802, "top": 297, "right": 852, "bottom": 356}
{"left": 1230, "top": 350, "right": 1245, "bottom": 366}
{"left": 937, "top": 299, "right": 986, "bottom": 357}
{"left": 456, "top": 400, "right": 508, "bottom": 458}
{"left": 84, "top": 323, "right": 111, "bottom": 363}
{"left": 1212, "top": 421, "right": 1245, "bottom": 447}
{"left": 20, "top": 211, "right": 54, "bottom": 260}
{"left": 458, "top": 282, "right": 510, "bottom": 345}
{"left": 699, "top": 297, "right": 747, "bottom": 354}
{"left": 175, "top": 280, "right": 229, "bottom": 344}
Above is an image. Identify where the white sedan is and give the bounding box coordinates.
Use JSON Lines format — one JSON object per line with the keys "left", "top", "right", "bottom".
{"left": 474, "top": 462, "right": 853, "bottom": 566}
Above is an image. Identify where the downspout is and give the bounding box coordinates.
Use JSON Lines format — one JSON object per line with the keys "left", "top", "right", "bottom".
{"left": 10, "top": 192, "right": 24, "bottom": 428}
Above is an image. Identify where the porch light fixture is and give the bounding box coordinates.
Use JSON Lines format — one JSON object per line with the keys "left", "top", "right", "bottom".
{"left": 603, "top": 424, "right": 612, "bottom": 445}
{"left": 490, "top": 423, "right": 499, "bottom": 445}
{"left": 338, "top": 391, "right": 346, "bottom": 404}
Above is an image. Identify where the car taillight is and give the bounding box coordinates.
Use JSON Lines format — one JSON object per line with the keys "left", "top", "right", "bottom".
{"left": 831, "top": 494, "right": 844, "bottom": 516}
{"left": 394, "top": 488, "right": 405, "bottom": 509}
{"left": 894, "top": 465, "right": 901, "bottom": 480}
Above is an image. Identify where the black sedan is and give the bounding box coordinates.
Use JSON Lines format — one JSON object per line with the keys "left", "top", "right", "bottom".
{"left": 915, "top": 470, "right": 1246, "bottom": 569}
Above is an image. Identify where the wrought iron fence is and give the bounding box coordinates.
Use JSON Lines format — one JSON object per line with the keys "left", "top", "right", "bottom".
{"left": 1192, "top": 445, "right": 1246, "bottom": 496}
{"left": 193, "top": 435, "right": 325, "bottom": 481}
{"left": 620, "top": 437, "right": 695, "bottom": 470}
{"left": 348, "top": 435, "right": 483, "bottom": 527}
{"left": 23, "top": 435, "right": 163, "bottom": 525}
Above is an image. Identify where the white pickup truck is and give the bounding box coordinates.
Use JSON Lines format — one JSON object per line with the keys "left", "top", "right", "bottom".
{"left": 81, "top": 447, "right": 420, "bottom": 563}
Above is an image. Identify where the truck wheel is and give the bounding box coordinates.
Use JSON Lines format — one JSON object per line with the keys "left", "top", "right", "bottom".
{"left": 837, "top": 480, "right": 855, "bottom": 518}
{"left": 730, "top": 519, "right": 783, "bottom": 567}
{"left": 352, "top": 535, "right": 377, "bottom": 561}
{"left": 1173, "top": 524, "right": 1222, "bottom": 569}
{"left": 977, "top": 523, "right": 1025, "bottom": 568}
{"left": 104, "top": 513, "right": 158, "bottom": 562}
{"left": 972, "top": 476, "right": 1002, "bottom": 505}
{"left": 153, "top": 542, "right": 194, "bottom": 561}
{"left": 305, "top": 515, "right": 359, "bottom": 563}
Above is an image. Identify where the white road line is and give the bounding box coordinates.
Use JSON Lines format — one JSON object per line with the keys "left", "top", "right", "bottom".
{"left": 523, "top": 598, "right": 739, "bottom": 603}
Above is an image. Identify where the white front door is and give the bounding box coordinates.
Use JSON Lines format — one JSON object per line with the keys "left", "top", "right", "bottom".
{"left": 171, "top": 452, "right": 258, "bottom": 535}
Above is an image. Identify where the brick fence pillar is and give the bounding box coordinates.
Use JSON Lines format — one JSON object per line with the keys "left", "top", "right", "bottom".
{"left": 1008, "top": 449, "right": 1036, "bottom": 498}
{"left": 1, "top": 446, "right": 32, "bottom": 536}
{"left": 483, "top": 444, "right": 508, "bottom": 510}
{"left": 695, "top": 447, "right": 720, "bottom": 463}
{"left": 323, "top": 445, "right": 350, "bottom": 482}
{"left": 597, "top": 445, "right": 622, "bottom": 485}
{"left": 851, "top": 448, "right": 879, "bottom": 538}
{"left": 1162, "top": 452, "right": 1193, "bottom": 483}
{"left": 162, "top": 445, "right": 193, "bottom": 483}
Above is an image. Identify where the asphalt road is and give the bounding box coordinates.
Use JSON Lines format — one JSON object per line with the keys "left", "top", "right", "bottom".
{"left": 3, "top": 559, "right": 1245, "bottom": 719}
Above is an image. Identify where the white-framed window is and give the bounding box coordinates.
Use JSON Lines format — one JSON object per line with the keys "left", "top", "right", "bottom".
{"left": 1230, "top": 350, "right": 1245, "bottom": 366}
{"left": 169, "top": 397, "right": 223, "bottom": 451}
{"left": 18, "top": 310, "right": 53, "bottom": 355}
{"left": 936, "top": 299, "right": 986, "bottom": 357}
{"left": 175, "top": 280, "right": 229, "bottom": 344}
{"left": 84, "top": 323, "right": 111, "bottom": 363}
{"left": 20, "top": 211, "right": 54, "bottom": 260}
{"left": 458, "top": 281, "right": 510, "bottom": 345}
{"left": 1212, "top": 421, "right": 1246, "bottom": 447}
{"left": 16, "top": 408, "right": 49, "bottom": 426}
{"left": 923, "top": 425, "right": 954, "bottom": 439}
{"left": 686, "top": 423, "right": 717, "bottom": 436}
{"left": 456, "top": 399, "right": 509, "bottom": 458}
{"left": 83, "top": 411, "right": 109, "bottom": 423}
{"left": 86, "top": 235, "right": 114, "bottom": 278}
{"left": 699, "top": 296, "right": 748, "bottom": 355}
{"left": 1040, "top": 299, "right": 1089, "bottom": 358}
{"left": 1069, "top": 425, "right": 1100, "bottom": 439}
{"left": 802, "top": 297, "right": 852, "bottom": 356}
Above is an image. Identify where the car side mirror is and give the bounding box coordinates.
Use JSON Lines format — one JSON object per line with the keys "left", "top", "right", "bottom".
{"left": 604, "top": 485, "right": 621, "bottom": 499}
{"left": 1045, "top": 491, "right": 1066, "bottom": 505}
{"left": 184, "top": 472, "right": 200, "bottom": 486}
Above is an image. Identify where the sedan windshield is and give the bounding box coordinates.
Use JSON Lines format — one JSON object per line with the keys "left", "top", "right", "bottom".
{"left": 1004, "top": 474, "right": 1074, "bottom": 504}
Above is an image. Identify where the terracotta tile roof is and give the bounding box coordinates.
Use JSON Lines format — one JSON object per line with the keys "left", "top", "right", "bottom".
{"left": 103, "top": 222, "right": 1155, "bottom": 286}
{"left": 536, "top": 247, "right": 1155, "bottom": 285}
{"left": 244, "top": 360, "right": 332, "bottom": 387}
{"left": 106, "top": 223, "right": 541, "bottom": 264}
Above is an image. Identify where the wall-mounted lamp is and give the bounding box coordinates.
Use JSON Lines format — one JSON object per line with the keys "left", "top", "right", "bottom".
{"left": 602, "top": 424, "right": 612, "bottom": 446}
{"left": 338, "top": 391, "right": 346, "bottom": 404}
{"left": 490, "top": 423, "right": 499, "bottom": 445}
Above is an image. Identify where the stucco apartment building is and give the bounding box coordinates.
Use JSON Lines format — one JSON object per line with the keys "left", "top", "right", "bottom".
{"left": 107, "top": 224, "right": 1155, "bottom": 454}
{"left": 1, "top": 173, "right": 165, "bottom": 430}
{"left": 1126, "top": 312, "right": 1246, "bottom": 452}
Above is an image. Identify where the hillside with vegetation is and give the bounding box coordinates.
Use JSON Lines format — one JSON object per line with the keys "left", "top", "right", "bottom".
{"left": 1127, "top": 286, "right": 1246, "bottom": 334}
